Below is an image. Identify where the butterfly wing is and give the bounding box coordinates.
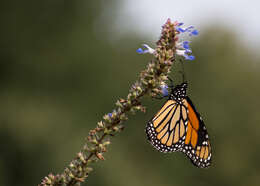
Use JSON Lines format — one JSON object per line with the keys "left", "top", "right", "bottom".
{"left": 146, "top": 97, "right": 212, "bottom": 168}
{"left": 182, "top": 97, "right": 212, "bottom": 168}
{"left": 146, "top": 99, "right": 188, "bottom": 153}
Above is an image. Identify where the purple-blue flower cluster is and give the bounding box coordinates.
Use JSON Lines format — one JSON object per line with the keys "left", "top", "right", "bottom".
{"left": 175, "top": 22, "right": 199, "bottom": 61}
{"left": 176, "top": 22, "right": 199, "bottom": 36}
{"left": 136, "top": 21, "right": 199, "bottom": 61}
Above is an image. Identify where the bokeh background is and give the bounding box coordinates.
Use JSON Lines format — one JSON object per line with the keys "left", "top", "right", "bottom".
{"left": 1, "top": 1, "right": 260, "bottom": 186}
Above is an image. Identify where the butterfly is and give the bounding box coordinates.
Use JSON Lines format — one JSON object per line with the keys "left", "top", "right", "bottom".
{"left": 146, "top": 81, "right": 212, "bottom": 168}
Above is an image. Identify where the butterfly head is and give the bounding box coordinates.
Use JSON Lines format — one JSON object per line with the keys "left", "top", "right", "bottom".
{"left": 170, "top": 82, "right": 188, "bottom": 102}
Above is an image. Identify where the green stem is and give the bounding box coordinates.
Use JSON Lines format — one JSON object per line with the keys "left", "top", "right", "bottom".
{"left": 39, "top": 18, "right": 178, "bottom": 186}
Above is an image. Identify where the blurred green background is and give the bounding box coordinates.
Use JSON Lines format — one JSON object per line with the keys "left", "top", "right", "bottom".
{"left": 1, "top": 1, "right": 260, "bottom": 186}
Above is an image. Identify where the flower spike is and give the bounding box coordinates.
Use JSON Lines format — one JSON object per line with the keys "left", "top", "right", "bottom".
{"left": 136, "top": 21, "right": 198, "bottom": 61}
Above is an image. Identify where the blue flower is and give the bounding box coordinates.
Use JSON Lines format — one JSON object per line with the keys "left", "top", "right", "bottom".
{"left": 176, "top": 49, "right": 195, "bottom": 61}
{"left": 175, "top": 22, "right": 198, "bottom": 61}
{"left": 136, "top": 44, "right": 155, "bottom": 54}
{"left": 161, "top": 84, "right": 169, "bottom": 97}
{"left": 190, "top": 29, "right": 199, "bottom": 36}
{"left": 185, "top": 55, "right": 195, "bottom": 60}
{"left": 108, "top": 113, "right": 112, "bottom": 117}
{"left": 177, "top": 41, "right": 191, "bottom": 50}
{"left": 176, "top": 23, "right": 199, "bottom": 36}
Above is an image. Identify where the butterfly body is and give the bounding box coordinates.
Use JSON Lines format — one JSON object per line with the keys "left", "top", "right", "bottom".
{"left": 146, "top": 82, "right": 211, "bottom": 168}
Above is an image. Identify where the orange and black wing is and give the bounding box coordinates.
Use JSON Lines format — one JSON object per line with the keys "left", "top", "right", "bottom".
{"left": 182, "top": 97, "right": 212, "bottom": 168}
{"left": 146, "top": 99, "right": 188, "bottom": 153}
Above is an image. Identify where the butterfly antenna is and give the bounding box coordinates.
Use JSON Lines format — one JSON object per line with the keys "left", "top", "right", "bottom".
{"left": 167, "top": 76, "right": 174, "bottom": 88}
{"left": 179, "top": 59, "right": 187, "bottom": 83}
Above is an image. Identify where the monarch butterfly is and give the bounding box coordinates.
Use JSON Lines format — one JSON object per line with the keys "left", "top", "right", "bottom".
{"left": 146, "top": 81, "right": 212, "bottom": 168}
